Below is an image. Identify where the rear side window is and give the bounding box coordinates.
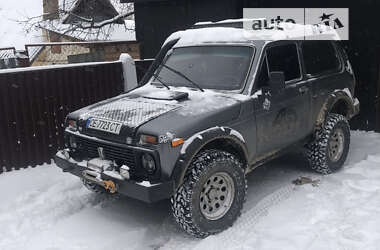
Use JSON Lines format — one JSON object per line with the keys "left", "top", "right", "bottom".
{"left": 302, "top": 41, "right": 341, "bottom": 76}
{"left": 266, "top": 43, "right": 301, "bottom": 82}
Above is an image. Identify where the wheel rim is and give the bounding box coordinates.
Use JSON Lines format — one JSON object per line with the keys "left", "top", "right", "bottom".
{"left": 328, "top": 128, "right": 345, "bottom": 162}
{"left": 199, "top": 172, "right": 235, "bottom": 220}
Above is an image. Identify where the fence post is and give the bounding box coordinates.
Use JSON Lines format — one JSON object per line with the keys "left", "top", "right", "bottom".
{"left": 119, "top": 53, "right": 137, "bottom": 91}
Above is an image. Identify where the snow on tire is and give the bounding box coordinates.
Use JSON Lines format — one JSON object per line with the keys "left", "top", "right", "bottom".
{"left": 307, "top": 113, "right": 350, "bottom": 174}
{"left": 171, "top": 149, "right": 247, "bottom": 238}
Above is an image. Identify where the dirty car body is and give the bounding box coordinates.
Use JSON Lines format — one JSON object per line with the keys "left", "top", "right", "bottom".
{"left": 55, "top": 27, "right": 360, "bottom": 205}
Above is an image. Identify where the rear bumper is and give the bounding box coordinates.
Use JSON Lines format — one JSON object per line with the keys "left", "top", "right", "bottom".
{"left": 54, "top": 150, "right": 174, "bottom": 203}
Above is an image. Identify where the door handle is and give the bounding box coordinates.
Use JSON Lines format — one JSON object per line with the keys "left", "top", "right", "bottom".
{"left": 299, "top": 86, "right": 309, "bottom": 94}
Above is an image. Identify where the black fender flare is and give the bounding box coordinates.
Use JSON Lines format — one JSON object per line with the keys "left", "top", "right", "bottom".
{"left": 171, "top": 126, "right": 248, "bottom": 190}
{"left": 315, "top": 90, "right": 355, "bottom": 130}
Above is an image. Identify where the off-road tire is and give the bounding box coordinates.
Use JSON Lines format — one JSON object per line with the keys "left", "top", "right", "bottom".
{"left": 307, "top": 113, "right": 350, "bottom": 174}
{"left": 171, "top": 149, "right": 247, "bottom": 238}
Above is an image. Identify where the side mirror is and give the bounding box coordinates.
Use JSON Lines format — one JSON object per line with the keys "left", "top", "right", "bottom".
{"left": 269, "top": 71, "right": 285, "bottom": 94}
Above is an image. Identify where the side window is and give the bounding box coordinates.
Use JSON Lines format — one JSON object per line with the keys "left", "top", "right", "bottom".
{"left": 266, "top": 43, "right": 301, "bottom": 82}
{"left": 302, "top": 41, "right": 341, "bottom": 75}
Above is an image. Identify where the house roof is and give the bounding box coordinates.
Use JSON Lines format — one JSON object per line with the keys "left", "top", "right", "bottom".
{"left": 62, "top": 0, "right": 124, "bottom": 24}
{"left": 41, "top": 0, "right": 135, "bottom": 42}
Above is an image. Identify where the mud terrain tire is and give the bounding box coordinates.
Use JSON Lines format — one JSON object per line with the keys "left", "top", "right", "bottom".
{"left": 171, "top": 150, "right": 247, "bottom": 238}
{"left": 307, "top": 113, "right": 350, "bottom": 174}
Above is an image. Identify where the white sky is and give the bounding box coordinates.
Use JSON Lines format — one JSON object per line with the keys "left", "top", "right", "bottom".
{"left": 0, "top": 0, "right": 43, "bottom": 49}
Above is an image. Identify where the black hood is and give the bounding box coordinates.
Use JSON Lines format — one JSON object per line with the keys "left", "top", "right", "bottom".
{"left": 69, "top": 85, "right": 247, "bottom": 143}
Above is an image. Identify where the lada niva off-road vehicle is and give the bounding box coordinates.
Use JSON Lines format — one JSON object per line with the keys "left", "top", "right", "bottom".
{"left": 55, "top": 20, "right": 360, "bottom": 237}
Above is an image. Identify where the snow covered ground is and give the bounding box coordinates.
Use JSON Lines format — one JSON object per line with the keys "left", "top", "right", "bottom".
{"left": 1, "top": 130, "right": 380, "bottom": 250}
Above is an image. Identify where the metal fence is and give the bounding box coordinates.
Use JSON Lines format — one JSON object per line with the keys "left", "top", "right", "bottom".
{"left": 26, "top": 41, "right": 140, "bottom": 66}
{"left": 0, "top": 61, "right": 124, "bottom": 173}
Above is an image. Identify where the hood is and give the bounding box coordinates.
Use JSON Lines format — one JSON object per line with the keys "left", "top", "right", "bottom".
{"left": 129, "top": 85, "right": 248, "bottom": 140}
{"left": 79, "top": 97, "right": 180, "bottom": 128}
{"left": 69, "top": 84, "right": 248, "bottom": 143}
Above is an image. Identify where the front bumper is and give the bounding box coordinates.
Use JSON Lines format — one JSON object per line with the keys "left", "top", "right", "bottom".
{"left": 54, "top": 150, "right": 174, "bottom": 203}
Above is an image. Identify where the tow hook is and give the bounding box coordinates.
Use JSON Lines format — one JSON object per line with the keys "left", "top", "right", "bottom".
{"left": 82, "top": 170, "right": 117, "bottom": 194}
{"left": 103, "top": 180, "right": 117, "bottom": 193}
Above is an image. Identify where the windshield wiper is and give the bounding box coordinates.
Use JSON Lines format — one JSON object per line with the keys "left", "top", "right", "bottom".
{"left": 152, "top": 72, "right": 171, "bottom": 90}
{"left": 161, "top": 64, "right": 204, "bottom": 92}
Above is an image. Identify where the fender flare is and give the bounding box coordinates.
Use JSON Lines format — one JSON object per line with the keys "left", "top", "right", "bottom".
{"left": 171, "top": 126, "right": 248, "bottom": 190}
{"left": 315, "top": 90, "right": 355, "bottom": 130}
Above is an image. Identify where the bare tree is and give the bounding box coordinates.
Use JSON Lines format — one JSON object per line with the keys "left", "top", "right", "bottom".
{"left": 17, "top": 0, "right": 135, "bottom": 41}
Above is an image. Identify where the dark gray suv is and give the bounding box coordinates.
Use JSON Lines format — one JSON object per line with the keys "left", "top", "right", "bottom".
{"left": 55, "top": 25, "right": 360, "bottom": 238}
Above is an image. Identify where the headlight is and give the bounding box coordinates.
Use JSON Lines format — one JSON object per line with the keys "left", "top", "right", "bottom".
{"left": 141, "top": 153, "right": 156, "bottom": 173}
{"left": 139, "top": 134, "right": 158, "bottom": 145}
{"left": 68, "top": 119, "right": 77, "bottom": 131}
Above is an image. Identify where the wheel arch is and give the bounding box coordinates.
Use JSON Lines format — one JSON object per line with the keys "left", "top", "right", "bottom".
{"left": 171, "top": 127, "right": 249, "bottom": 190}
{"left": 315, "top": 90, "right": 355, "bottom": 130}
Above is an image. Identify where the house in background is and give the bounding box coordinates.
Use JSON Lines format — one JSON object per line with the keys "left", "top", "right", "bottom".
{"left": 30, "top": 0, "right": 139, "bottom": 66}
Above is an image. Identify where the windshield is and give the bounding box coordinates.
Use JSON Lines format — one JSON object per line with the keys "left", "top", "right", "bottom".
{"left": 151, "top": 46, "right": 254, "bottom": 91}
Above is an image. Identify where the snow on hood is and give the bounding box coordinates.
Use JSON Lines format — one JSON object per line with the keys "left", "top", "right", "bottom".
{"left": 73, "top": 84, "right": 249, "bottom": 130}
{"left": 79, "top": 96, "right": 179, "bottom": 128}
{"left": 131, "top": 84, "right": 250, "bottom": 117}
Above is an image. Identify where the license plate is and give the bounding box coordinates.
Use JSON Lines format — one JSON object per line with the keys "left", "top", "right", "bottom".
{"left": 86, "top": 118, "right": 122, "bottom": 134}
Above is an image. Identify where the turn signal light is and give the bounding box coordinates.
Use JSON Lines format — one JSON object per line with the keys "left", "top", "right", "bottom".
{"left": 171, "top": 138, "right": 184, "bottom": 147}
{"left": 139, "top": 134, "right": 158, "bottom": 145}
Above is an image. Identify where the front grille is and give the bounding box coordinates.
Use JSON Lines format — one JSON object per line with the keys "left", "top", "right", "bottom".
{"left": 75, "top": 136, "right": 136, "bottom": 168}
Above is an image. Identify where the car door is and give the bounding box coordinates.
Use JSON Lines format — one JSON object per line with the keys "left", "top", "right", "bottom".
{"left": 253, "top": 41, "right": 312, "bottom": 158}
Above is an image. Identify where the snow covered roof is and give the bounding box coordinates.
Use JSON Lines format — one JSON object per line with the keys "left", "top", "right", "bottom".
{"left": 165, "top": 20, "right": 341, "bottom": 48}
{"left": 0, "top": 0, "right": 135, "bottom": 50}
{"left": 43, "top": 0, "right": 136, "bottom": 41}
{"left": 62, "top": 0, "right": 123, "bottom": 24}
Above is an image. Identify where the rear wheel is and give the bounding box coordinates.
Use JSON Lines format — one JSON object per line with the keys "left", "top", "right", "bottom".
{"left": 307, "top": 113, "right": 350, "bottom": 174}
{"left": 171, "top": 150, "right": 247, "bottom": 238}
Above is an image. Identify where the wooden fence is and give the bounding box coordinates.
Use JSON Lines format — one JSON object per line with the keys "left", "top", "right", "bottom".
{"left": 0, "top": 61, "right": 125, "bottom": 173}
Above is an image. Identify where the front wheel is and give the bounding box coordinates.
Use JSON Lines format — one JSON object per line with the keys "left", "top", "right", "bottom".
{"left": 171, "top": 150, "right": 247, "bottom": 238}
{"left": 307, "top": 113, "right": 350, "bottom": 174}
